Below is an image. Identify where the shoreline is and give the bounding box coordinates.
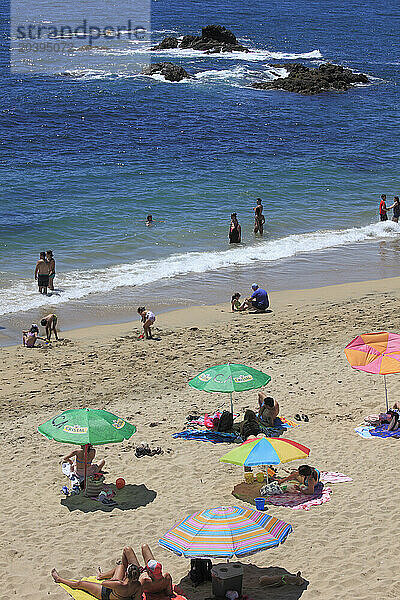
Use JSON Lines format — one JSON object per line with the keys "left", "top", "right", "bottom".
{"left": 7, "top": 273, "right": 400, "bottom": 347}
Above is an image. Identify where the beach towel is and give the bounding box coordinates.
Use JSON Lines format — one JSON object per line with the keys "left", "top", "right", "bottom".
{"left": 264, "top": 483, "right": 332, "bottom": 511}
{"left": 369, "top": 424, "right": 400, "bottom": 439}
{"left": 320, "top": 471, "right": 352, "bottom": 484}
{"left": 59, "top": 577, "right": 188, "bottom": 600}
{"left": 355, "top": 425, "right": 374, "bottom": 439}
{"left": 172, "top": 428, "right": 242, "bottom": 444}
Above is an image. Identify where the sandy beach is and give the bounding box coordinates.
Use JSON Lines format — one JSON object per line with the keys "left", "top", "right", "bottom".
{"left": 2, "top": 277, "right": 400, "bottom": 600}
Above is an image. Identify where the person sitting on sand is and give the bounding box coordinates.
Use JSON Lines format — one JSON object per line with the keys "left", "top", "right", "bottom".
{"left": 277, "top": 465, "right": 320, "bottom": 495}
{"left": 387, "top": 410, "right": 400, "bottom": 432}
{"left": 137, "top": 306, "right": 156, "bottom": 340}
{"left": 41, "top": 313, "right": 58, "bottom": 341}
{"left": 98, "top": 545, "right": 174, "bottom": 600}
{"left": 241, "top": 283, "right": 269, "bottom": 312}
{"left": 231, "top": 292, "right": 244, "bottom": 312}
{"left": 259, "top": 571, "right": 305, "bottom": 588}
{"left": 62, "top": 444, "right": 105, "bottom": 480}
{"left": 22, "top": 324, "right": 45, "bottom": 348}
{"left": 51, "top": 547, "right": 142, "bottom": 600}
{"left": 258, "top": 392, "right": 279, "bottom": 426}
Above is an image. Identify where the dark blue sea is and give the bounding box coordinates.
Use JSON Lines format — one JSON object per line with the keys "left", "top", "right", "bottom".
{"left": 1, "top": 0, "right": 400, "bottom": 340}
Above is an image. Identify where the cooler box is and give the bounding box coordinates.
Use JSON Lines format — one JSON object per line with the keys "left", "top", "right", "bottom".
{"left": 211, "top": 563, "right": 243, "bottom": 598}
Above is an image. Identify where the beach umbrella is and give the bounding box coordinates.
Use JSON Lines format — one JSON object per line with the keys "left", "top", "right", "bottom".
{"left": 344, "top": 331, "right": 400, "bottom": 410}
{"left": 188, "top": 363, "right": 271, "bottom": 413}
{"left": 38, "top": 408, "right": 136, "bottom": 489}
{"left": 158, "top": 506, "right": 292, "bottom": 559}
{"left": 220, "top": 437, "right": 310, "bottom": 468}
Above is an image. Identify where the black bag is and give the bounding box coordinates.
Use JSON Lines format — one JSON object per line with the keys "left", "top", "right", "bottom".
{"left": 189, "top": 558, "right": 212, "bottom": 586}
{"left": 217, "top": 410, "right": 234, "bottom": 432}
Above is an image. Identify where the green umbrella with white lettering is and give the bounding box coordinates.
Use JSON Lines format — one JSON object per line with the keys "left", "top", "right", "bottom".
{"left": 38, "top": 408, "right": 136, "bottom": 488}
{"left": 188, "top": 363, "right": 271, "bottom": 413}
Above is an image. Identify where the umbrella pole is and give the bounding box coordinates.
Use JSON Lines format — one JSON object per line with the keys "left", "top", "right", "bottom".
{"left": 84, "top": 443, "right": 88, "bottom": 491}
{"left": 384, "top": 375, "right": 389, "bottom": 412}
{"left": 230, "top": 392, "right": 233, "bottom": 414}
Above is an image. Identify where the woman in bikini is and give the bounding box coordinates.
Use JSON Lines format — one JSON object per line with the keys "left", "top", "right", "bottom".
{"left": 51, "top": 547, "right": 142, "bottom": 600}
{"left": 277, "top": 465, "right": 320, "bottom": 495}
{"left": 62, "top": 444, "right": 105, "bottom": 480}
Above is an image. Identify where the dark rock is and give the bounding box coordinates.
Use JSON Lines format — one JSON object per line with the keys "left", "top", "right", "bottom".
{"left": 201, "top": 25, "right": 238, "bottom": 45}
{"left": 142, "top": 62, "right": 192, "bottom": 82}
{"left": 180, "top": 35, "right": 202, "bottom": 48}
{"left": 153, "top": 25, "right": 248, "bottom": 54}
{"left": 150, "top": 36, "right": 179, "bottom": 50}
{"left": 252, "top": 62, "right": 369, "bottom": 95}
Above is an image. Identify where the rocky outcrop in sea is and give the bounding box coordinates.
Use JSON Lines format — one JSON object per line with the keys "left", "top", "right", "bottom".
{"left": 252, "top": 63, "right": 369, "bottom": 94}
{"left": 151, "top": 25, "right": 248, "bottom": 54}
{"left": 142, "top": 62, "right": 192, "bottom": 82}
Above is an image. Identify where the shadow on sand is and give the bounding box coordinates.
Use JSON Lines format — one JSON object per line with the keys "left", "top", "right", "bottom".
{"left": 61, "top": 483, "right": 157, "bottom": 513}
{"left": 178, "top": 564, "right": 308, "bottom": 600}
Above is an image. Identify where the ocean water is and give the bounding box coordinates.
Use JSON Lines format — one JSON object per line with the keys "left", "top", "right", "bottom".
{"left": 2, "top": 0, "right": 400, "bottom": 341}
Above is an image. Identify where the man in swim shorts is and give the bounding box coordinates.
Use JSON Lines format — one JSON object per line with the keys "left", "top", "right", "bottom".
{"left": 35, "top": 251, "right": 50, "bottom": 294}
{"left": 242, "top": 283, "right": 269, "bottom": 311}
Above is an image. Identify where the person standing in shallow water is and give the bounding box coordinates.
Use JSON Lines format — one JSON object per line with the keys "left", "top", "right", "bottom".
{"left": 229, "top": 213, "right": 241, "bottom": 244}
{"left": 34, "top": 252, "right": 50, "bottom": 294}
{"left": 379, "top": 194, "right": 388, "bottom": 221}
{"left": 46, "top": 250, "right": 55, "bottom": 291}
{"left": 253, "top": 198, "right": 265, "bottom": 235}
{"left": 388, "top": 196, "right": 400, "bottom": 223}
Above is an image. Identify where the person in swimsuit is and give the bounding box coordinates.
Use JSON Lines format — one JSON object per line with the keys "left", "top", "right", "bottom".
{"left": 34, "top": 251, "right": 50, "bottom": 294}
{"left": 46, "top": 250, "right": 56, "bottom": 291}
{"left": 388, "top": 196, "right": 400, "bottom": 223}
{"left": 22, "top": 324, "right": 45, "bottom": 347}
{"left": 229, "top": 213, "right": 241, "bottom": 244}
{"left": 97, "top": 545, "right": 174, "bottom": 600}
{"left": 277, "top": 465, "right": 320, "bottom": 495}
{"left": 258, "top": 392, "right": 279, "bottom": 426}
{"left": 253, "top": 198, "right": 265, "bottom": 235}
{"left": 137, "top": 306, "right": 156, "bottom": 339}
{"left": 379, "top": 194, "right": 388, "bottom": 221}
{"left": 62, "top": 444, "right": 105, "bottom": 479}
{"left": 146, "top": 215, "right": 153, "bottom": 226}
{"left": 231, "top": 292, "right": 244, "bottom": 312}
{"left": 51, "top": 549, "right": 142, "bottom": 600}
{"left": 41, "top": 313, "right": 58, "bottom": 341}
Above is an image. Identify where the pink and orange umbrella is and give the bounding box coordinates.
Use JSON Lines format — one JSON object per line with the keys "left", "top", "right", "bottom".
{"left": 344, "top": 331, "right": 400, "bottom": 410}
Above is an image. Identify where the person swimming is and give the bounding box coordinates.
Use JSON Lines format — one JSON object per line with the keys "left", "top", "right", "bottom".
{"left": 146, "top": 215, "right": 153, "bottom": 226}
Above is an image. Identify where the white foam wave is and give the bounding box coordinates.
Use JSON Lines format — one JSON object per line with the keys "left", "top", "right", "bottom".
{"left": 0, "top": 221, "right": 398, "bottom": 317}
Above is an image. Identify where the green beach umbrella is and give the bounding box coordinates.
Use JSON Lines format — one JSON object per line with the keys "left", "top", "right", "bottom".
{"left": 38, "top": 408, "right": 136, "bottom": 488}
{"left": 188, "top": 363, "right": 271, "bottom": 413}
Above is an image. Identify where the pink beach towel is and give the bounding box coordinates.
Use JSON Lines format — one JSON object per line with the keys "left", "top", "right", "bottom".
{"left": 320, "top": 471, "right": 352, "bottom": 484}
{"left": 265, "top": 484, "right": 332, "bottom": 511}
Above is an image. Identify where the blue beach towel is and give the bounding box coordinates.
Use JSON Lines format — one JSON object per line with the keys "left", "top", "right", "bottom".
{"left": 369, "top": 425, "right": 400, "bottom": 439}
{"left": 172, "top": 428, "right": 242, "bottom": 444}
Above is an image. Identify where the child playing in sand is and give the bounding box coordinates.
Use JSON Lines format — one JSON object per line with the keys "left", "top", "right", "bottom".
{"left": 22, "top": 324, "right": 46, "bottom": 347}
{"left": 137, "top": 306, "right": 156, "bottom": 339}
{"left": 231, "top": 292, "right": 244, "bottom": 312}
{"left": 41, "top": 313, "right": 58, "bottom": 341}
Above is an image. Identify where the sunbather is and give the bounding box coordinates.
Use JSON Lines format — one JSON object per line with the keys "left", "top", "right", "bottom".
{"left": 388, "top": 411, "right": 400, "bottom": 432}
{"left": 51, "top": 548, "right": 142, "bottom": 600}
{"left": 98, "top": 545, "right": 173, "bottom": 599}
{"left": 258, "top": 392, "right": 279, "bottom": 426}
{"left": 277, "top": 465, "right": 320, "bottom": 495}
{"left": 62, "top": 444, "right": 105, "bottom": 479}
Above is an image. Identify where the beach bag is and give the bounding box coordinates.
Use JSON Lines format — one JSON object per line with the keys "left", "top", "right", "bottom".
{"left": 217, "top": 411, "right": 234, "bottom": 432}
{"left": 84, "top": 474, "right": 105, "bottom": 498}
{"left": 189, "top": 558, "right": 212, "bottom": 586}
{"left": 260, "top": 481, "right": 284, "bottom": 496}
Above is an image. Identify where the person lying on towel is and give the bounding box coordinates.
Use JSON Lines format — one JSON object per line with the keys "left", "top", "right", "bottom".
{"left": 277, "top": 465, "right": 320, "bottom": 495}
